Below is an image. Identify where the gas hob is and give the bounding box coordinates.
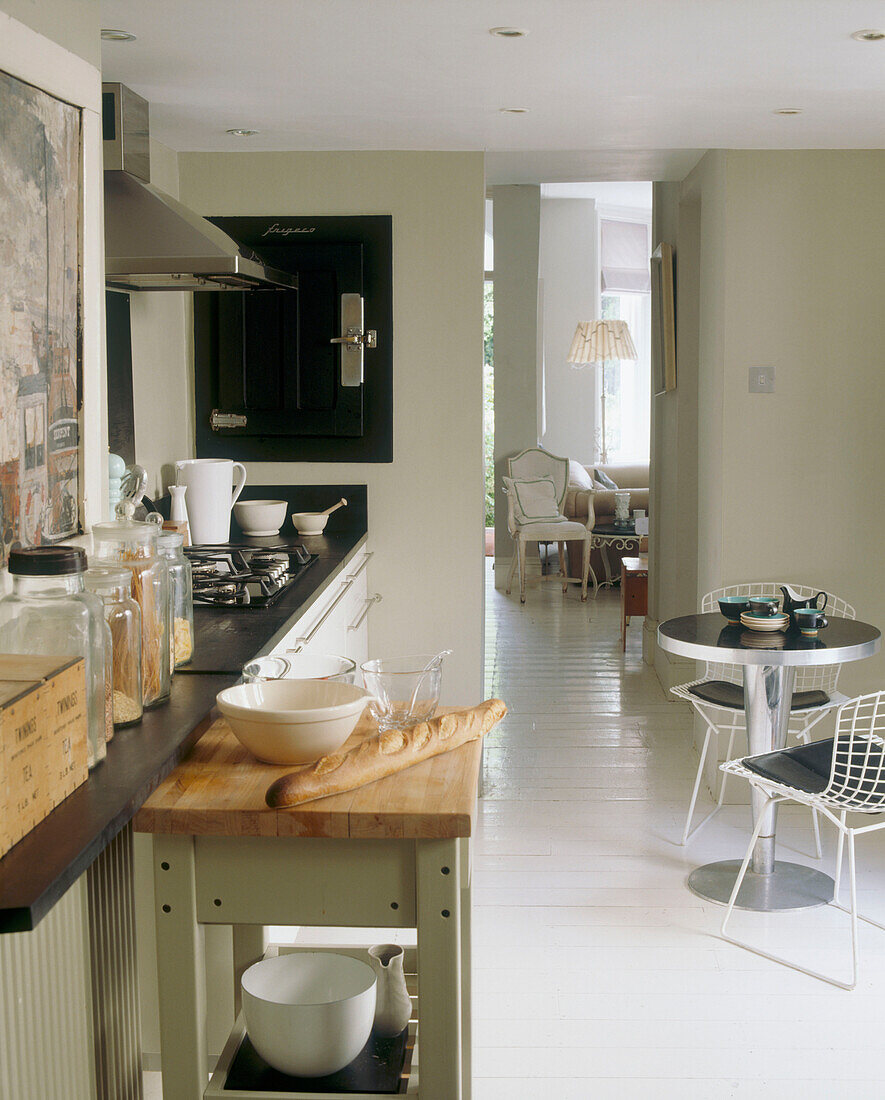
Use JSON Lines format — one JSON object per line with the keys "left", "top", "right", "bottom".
{"left": 184, "top": 544, "right": 317, "bottom": 608}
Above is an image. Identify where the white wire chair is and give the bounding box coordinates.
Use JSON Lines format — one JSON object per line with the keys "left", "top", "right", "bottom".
{"left": 719, "top": 691, "right": 885, "bottom": 990}
{"left": 672, "top": 582, "right": 856, "bottom": 845}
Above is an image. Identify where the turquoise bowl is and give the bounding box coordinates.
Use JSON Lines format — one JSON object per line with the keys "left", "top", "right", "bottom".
{"left": 718, "top": 596, "right": 750, "bottom": 623}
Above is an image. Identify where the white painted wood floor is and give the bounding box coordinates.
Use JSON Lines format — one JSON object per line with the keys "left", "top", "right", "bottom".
{"left": 476, "top": 562, "right": 885, "bottom": 1099}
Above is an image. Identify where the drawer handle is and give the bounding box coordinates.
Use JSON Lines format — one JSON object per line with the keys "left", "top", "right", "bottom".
{"left": 286, "top": 577, "right": 355, "bottom": 652}
{"left": 345, "top": 551, "right": 373, "bottom": 582}
{"left": 348, "top": 593, "right": 382, "bottom": 631}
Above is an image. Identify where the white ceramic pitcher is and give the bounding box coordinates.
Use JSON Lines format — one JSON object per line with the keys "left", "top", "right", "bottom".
{"left": 174, "top": 459, "right": 246, "bottom": 544}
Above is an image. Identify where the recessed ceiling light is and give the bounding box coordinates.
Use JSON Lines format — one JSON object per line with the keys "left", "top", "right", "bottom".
{"left": 772, "top": 107, "right": 803, "bottom": 116}
{"left": 851, "top": 28, "right": 885, "bottom": 42}
{"left": 489, "top": 27, "right": 528, "bottom": 38}
{"left": 226, "top": 129, "right": 260, "bottom": 137}
{"left": 101, "top": 28, "right": 137, "bottom": 41}
{"left": 499, "top": 107, "right": 529, "bottom": 114}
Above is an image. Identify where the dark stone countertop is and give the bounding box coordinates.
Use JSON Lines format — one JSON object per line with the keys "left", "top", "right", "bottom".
{"left": 0, "top": 487, "right": 367, "bottom": 932}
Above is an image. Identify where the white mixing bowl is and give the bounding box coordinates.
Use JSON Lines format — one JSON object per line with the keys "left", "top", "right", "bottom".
{"left": 233, "top": 499, "right": 288, "bottom": 536}
{"left": 290, "top": 511, "right": 329, "bottom": 535}
{"left": 242, "top": 952, "right": 376, "bottom": 1077}
{"left": 216, "top": 679, "right": 368, "bottom": 764}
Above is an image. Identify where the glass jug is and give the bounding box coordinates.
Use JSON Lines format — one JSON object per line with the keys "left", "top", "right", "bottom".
{"left": 0, "top": 547, "right": 108, "bottom": 769}
{"left": 92, "top": 502, "right": 170, "bottom": 708}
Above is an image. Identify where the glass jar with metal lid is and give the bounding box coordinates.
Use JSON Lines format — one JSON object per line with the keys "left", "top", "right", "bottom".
{"left": 85, "top": 566, "right": 143, "bottom": 729}
{"left": 156, "top": 531, "right": 194, "bottom": 670}
{"left": 91, "top": 501, "right": 171, "bottom": 708}
{"left": 0, "top": 546, "right": 108, "bottom": 768}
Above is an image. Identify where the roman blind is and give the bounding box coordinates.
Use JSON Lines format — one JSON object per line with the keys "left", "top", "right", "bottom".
{"left": 600, "top": 219, "right": 650, "bottom": 294}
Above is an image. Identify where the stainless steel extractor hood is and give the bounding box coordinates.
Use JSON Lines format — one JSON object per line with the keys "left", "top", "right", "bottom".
{"left": 102, "top": 83, "right": 297, "bottom": 292}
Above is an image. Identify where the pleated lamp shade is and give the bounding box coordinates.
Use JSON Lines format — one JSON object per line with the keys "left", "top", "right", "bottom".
{"left": 567, "top": 319, "right": 637, "bottom": 365}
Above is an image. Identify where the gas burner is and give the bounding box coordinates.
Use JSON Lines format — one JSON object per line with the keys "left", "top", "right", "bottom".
{"left": 184, "top": 543, "right": 317, "bottom": 608}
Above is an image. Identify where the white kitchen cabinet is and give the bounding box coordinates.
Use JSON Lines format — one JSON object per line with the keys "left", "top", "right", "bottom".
{"left": 270, "top": 544, "right": 377, "bottom": 665}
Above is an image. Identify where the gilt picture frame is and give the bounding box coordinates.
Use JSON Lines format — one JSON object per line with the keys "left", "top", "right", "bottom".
{"left": 651, "top": 242, "right": 676, "bottom": 395}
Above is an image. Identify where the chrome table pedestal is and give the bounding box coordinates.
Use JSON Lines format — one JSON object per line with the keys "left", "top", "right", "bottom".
{"left": 658, "top": 613, "right": 881, "bottom": 912}
{"left": 686, "top": 664, "right": 833, "bottom": 910}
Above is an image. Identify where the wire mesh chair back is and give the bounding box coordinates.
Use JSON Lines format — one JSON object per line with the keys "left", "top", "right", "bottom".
{"left": 507, "top": 448, "right": 569, "bottom": 513}
{"left": 822, "top": 692, "right": 885, "bottom": 811}
{"left": 700, "top": 583, "right": 856, "bottom": 695}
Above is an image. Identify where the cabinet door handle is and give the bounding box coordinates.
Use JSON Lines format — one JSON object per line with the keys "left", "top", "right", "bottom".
{"left": 348, "top": 593, "right": 382, "bottom": 631}
{"left": 345, "top": 551, "right": 373, "bottom": 582}
{"left": 286, "top": 576, "right": 355, "bottom": 653}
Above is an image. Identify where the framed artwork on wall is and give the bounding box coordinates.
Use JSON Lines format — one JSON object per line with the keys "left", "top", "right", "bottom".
{"left": 0, "top": 68, "right": 82, "bottom": 563}
{"left": 651, "top": 242, "right": 676, "bottom": 395}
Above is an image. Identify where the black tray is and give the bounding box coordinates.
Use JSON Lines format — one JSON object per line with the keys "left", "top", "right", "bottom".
{"left": 224, "top": 1027, "right": 410, "bottom": 1094}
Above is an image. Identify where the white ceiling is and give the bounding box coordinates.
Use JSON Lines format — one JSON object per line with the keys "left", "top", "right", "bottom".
{"left": 100, "top": 0, "right": 885, "bottom": 183}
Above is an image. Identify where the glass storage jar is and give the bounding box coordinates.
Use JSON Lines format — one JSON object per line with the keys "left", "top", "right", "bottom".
{"left": 0, "top": 546, "right": 108, "bottom": 769}
{"left": 156, "top": 531, "right": 194, "bottom": 670}
{"left": 85, "top": 566, "right": 143, "bottom": 729}
{"left": 92, "top": 501, "right": 171, "bottom": 708}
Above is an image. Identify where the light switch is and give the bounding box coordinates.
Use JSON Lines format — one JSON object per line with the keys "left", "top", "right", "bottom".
{"left": 749, "top": 367, "right": 776, "bottom": 393}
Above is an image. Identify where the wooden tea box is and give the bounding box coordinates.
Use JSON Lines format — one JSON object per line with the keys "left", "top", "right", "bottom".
{"left": 0, "top": 655, "right": 89, "bottom": 859}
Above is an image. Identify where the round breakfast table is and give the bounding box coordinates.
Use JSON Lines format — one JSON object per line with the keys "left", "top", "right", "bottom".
{"left": 658, "top": 613, "right": 881, "bottom": 911}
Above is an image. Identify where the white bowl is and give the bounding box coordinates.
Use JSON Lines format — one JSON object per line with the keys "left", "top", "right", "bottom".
{"left": 216, "top": 680, "right": 368, "bottom": 764}
{"left": 242, "top": 952, "right": 376, "bottom": 1077}
{"left": 234, "top": 500, "right": 288, "bottom": 536}
{"left": 291, "top": 511, "right": 329, "bottom": 535}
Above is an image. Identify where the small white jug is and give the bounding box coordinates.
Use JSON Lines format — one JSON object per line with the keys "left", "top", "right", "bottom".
{"left": 174, "top": 459, "right": 246, "bottom": 544}
{"left": 368, "top": 944, "right": 411, "bottom": 1037}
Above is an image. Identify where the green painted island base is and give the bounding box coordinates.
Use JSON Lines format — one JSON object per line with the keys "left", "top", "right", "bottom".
{"left": 150, "top": 834, "right": 472, "bottom": 1100}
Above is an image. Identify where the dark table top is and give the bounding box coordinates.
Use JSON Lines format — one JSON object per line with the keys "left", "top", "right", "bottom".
{"left": 0, "top": 488, "right": 368, "bottom": 932}
{"left": 592, "top": 523, "right": 638, "bottom": 536}
{"left": 658, "top": 612, "right": 881, "bottom": 667}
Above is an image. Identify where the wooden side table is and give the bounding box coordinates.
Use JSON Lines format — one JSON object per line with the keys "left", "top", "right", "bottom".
{"left": 135, "top": 709, "right": 479, "bottom": 1100}
{"left": 620, "top": 555, "right": 648, "bottom": 651}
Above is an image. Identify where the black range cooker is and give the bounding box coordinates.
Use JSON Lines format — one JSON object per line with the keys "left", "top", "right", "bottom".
{"left": 184, "top": 544, "right": 317, "bottom": 608}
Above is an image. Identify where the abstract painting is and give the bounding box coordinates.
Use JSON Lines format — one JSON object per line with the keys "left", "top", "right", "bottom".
{"left": 0, "top": 68, "right": 81, "bottom": 564}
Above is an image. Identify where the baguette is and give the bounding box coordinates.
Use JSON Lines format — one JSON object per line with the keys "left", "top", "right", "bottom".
{"left": 265, "top": 698, "right": 507, "bottom": 809}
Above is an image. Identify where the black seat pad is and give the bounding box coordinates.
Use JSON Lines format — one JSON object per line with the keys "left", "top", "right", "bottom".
{"left": 744, "top": 738, "right": 834, "bottom": 794}
{"left": 687, "top": 680, "right": 829, "bottom": 711}
{"left": 745, "top": 737, "right": 885, "bottom": 801}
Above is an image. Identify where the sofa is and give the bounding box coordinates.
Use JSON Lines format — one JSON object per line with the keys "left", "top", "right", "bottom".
{"left": 564, "top": 462, "right": 649, "bottom": 526}
{"left": 564, "top": 462, "right": 650, "bottom": 581}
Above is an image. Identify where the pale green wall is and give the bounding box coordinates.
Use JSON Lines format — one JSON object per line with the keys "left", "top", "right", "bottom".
{"left": 491, "top": 185, "right": 541, "bottom": 585}
{"left": 654, "top": 149, "right": 885, "bottom": 696}
{"left": 126, "top": 140, "right": 195, "bottom": 497}
{"left": 178, "top": 150, "right": 486, "bottom": 701}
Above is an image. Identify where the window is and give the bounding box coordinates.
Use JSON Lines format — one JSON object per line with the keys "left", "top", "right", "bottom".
{"left": 598, "top": 215, "right": 651, "bottom": 464}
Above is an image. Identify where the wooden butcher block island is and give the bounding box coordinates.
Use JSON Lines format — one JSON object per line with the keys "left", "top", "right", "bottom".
{"left": 136, "top": 707, "right": 482, "bottom": 841}
{"left": 135, "top": 706, "right": 484, "bottom": 1100}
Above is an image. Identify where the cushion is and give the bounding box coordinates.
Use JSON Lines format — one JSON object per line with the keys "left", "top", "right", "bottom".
{"left": 503, "top": 476, "right": 566, "bottom": 525}
{"left": 744, "top": 739, "right": 834, "bottom": 795}
{"left": 567, "top": 460, "right": 595, "bottom": 491}
{"left": 745, "top": 737, "right": 885, "bottom": 802}
{"left": 687, "top": 680, "right": 830, "bottom": 711}
{"left": 594, "top": 468, "right": 619, "bottom": 490}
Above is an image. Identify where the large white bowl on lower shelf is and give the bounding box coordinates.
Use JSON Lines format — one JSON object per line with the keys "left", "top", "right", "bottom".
{"left": 242, "top": 952, "right": 376, "bottom": 1077}
{"left": 216, "top": 679, "right": 369, "bottom": 764}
